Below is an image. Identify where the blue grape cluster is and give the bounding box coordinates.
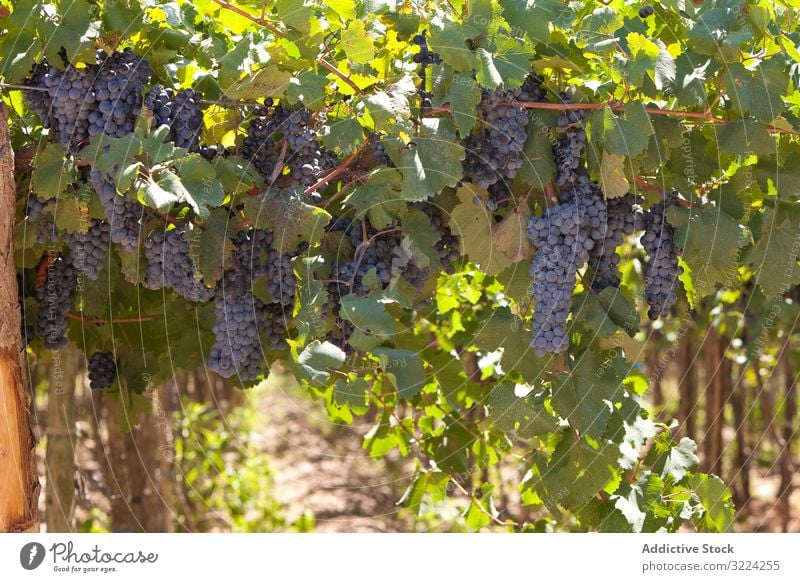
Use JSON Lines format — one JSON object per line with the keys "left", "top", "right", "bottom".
{"left": 24, "top": 196, "right": 58, "bottom": 243}
{"left": 23, "top": 49, "right": 151, "bottom": 150}
{"left": 587, "top": 194, "right": 640, "bottom": 291}
{"left": 553, "top": 92, "right": 590, "bottom": 195}
{"left": 369, "top": 132, "right": 393, "bottom": 166}
{"left": 526, "top": 184, "right": 607, "bottom": 355}
{"left": 462, "top": 74, "right": 548, "bottom": 191}
{"left": 88, "top": 351, "right": 117, "bottom": 390}
{"left": 412, "top": 31, "right": 441, "bottom": 110}
{"left": 462, "top": 89, "right": 530, "bottom": 190}
{"left": 640, "top": 194, "right": 683, "bottom": 320}
{"left": 89, "top": 166, "right": 145, "bottom": 250}
{"left": 208, "top": 229, "right": 295, "bottom": 380}
{"left": 143, "top": 226, "right": 215, "bottom": 303}
{"left": 35, "top": 253, "right": 77, "bottom": 351}
{"left": 144, "top": 86, "right": 204, "bottom": 151}
{"left": 65, "top": 219, "right": 111, "bottom": 281}
{"left": 208, "top": 289, "right": 265, "bottom": 380}
{"left": 259, "top": 302, "right": 290, "bottom": 350}
{"left": 91, "top": 49, "right": 152, "bottom": 139}
{"left": 241, "top": 102, "right": 338, "bottom": 189}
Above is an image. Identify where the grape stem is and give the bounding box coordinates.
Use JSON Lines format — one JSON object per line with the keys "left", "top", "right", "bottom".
{"left": 66, "top": 312, "right": 157, "bottom": 324}
{"left": 306, "top": 142, "right": 367, "bottom": 197}
{"left": 209, "top": 0, "right": 284, "bottom": 36}
{"left": 317, "top": 57, "right": 364, "bottom": 95}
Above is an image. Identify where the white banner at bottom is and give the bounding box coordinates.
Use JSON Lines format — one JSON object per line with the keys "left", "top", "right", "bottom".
{"left": 2, "top": 533, "right": 799, "bottom": 581}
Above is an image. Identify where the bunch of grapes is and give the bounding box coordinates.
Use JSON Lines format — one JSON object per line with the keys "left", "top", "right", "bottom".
{"left": 526, "top": 184, "right": 607, "bottom": 355}
{"left": 65, "top": 219, "right": 111, "bottom": 281}
{"left": 90, "top": 49, "right": 152, "bottom": 140}
{"left": 35, "top": 253, "right": 77, "bottom": 351}
{"left": 412, "top": 31, "right": 441, "bottom": 110}
{"left": 143, "top": 226, "right": 215, "bottom": 303}
{"left": 207, "top": 288, "right": 265, "bottom": 381}
{"left": 258, "top": 302, "right": 290, "bottom": 350}
{"left": 144, "top": 86, "right": 204, "bottom": 151}
{"left": 322, "top": 218, "right": 398, "bottom": 350}
{"left": 89, "top": 166, "right": 145, "bottom": 250}
{"left": 587, "top": 194, "right": 640, "bottom": 291}
{"left": 640, "top": 194, "right": 683, "bottom": 320}
{"left": 241, "top": 102, "right": 337, "bottom": 189}
{"left": 30, "top": 63, "right": 95, "bottom": 150}
{"left": 22, "top": 63, "right": 54, "bottom": 130}
{"left": 208, "top": 228, "right": 294, "bottom": 380}
{"left": 462, "top": 75, "right": 549, "bottom": 191}
{"left": 23, "top": 49, "right": 151, "bottom": 150}
{"left": 553, "top": 92, "right": 590, "bottom": 195}
{"left": 24, "top": 196, "right": 58, "bottom": 243}
{"left": 88, "top": 351, "right": 117, "bottom": 390}
{"left": 369, "top": 132, "right": 393, "bottom": 166}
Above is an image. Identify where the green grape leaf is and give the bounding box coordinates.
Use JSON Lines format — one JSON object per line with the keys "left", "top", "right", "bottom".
{"left": 276, "top": 0, "right": 313, "bottom": 33}
{"left": 474, "top": 307, "right": 544, "bottom": 382}
{"left": 385, "top": 118, "right": 465, "bottom": 201}
{"left": 625, "top": 32, "right": 660, "bottom": 86}
{"left": 551, "top": 350, "right": 627, "bottom": 439}
{"left": 140, "top": 174, "right": 180, "bottom": 213}
{"left": 672, "top": 52, "right": 714, "bottom": 108}
{"left": 485, "top": 381, "right": 557, "bottom": 438}
{"left": 445, "top": 72, "right": 482, "bottom": 137}
{"left": 41, "top": 0, "right": 99, "bottom": 65}
{"left": 296, "top": 340, "right": 346, "bottom": 385}
{"left": 343, "top": 170, "right": 403, "bottom": 218}
{"left": 599, "top": 152, "right": 630, "bottom": 199}
{"left": 333, "top": 377, "right": 369, "bottom": 408}
{"left": 492, "top": 202, "right": 533, "bottom": 263}
{"left": 588, "top": 102, "right": 654, "bottom": 158}
{"left": 746, "top": 204, "right": 800, "bottom": 299}
{"left": 0, "top": 30, "right": 38, "bottom": 82}
{"left": 717, "top": 118, "right": 775, "bottom": 156}
{"left": 689, "top": 474, "right": 734, "bottom": 533}
{"left": 520, "top": 113, "right": 558, "bottom": 189}
{"left": 401, "top": 208, "right": 442, "bottom": 268}
{"left": 537, "top": 435, "right": 620, "bottom": 511}
{"left": 339, "top": 294, "right": 396, "bottom": 336}
{"left": 449, "top": 184, "right": 511, "bottom": 275}
{"left": 341, "top": 20, "right": 375, "bottom": 64}
{"left": 499, "top": 0, "right": 568, "bottom": 43}
{"left": 323, "top": 0, "right": 355, "bottom": 20}
{"left": 32, "top": 143, "right": 76, "bottom": 200}
{"left": 479, "top": 35, "right": 534, "bottom": 88}
{"left": 319, "top": 116, "right": 364, "bottom": 155}
{"left": 286, "top": 71, "right": 329, "bottom": 108}
{"left": 724, "top": 59, "right": 788, "bottom": 123}
{"left": 176, "top": 155, "right": 226, "bottom": 219}
{"left": 52, "top": 197, "right": 87, "bottom": 234}
{"left": 223, "top": 64, "right": 293, "bottom": 100}
{"left": 363, "top": 77, "right": 415, "bottom": 131}
{"left": 243, "top": 190, "right": 332, "bottom": 251}
{"left": 667, "top": 205, "right": 746, "bottom": 304}
{"left": 373, "top": 348, "right": 426, "bottom": 399}
{"left": 198, "top": 209, "right": 234, "bottom": 286}
{"left": 429, "top": 20, "right": 478, "bottom": 72}
{"left": 213, "top": 156, "right": 265, "bottom": 195}
{"left": 95, "top": 134, "right": 143, "bottom": 177}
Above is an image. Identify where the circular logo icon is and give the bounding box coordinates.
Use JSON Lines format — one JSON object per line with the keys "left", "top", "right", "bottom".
{"left": 20, "top": 542, "right": 46, "bottom": 570}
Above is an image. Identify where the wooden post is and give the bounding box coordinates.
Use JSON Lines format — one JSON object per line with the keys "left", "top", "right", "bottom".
{"left": 0, "top": 103, "right": 39, "bottom": 532}
{"left": 44, "top": 345, "right": 79, "bottom": 532}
